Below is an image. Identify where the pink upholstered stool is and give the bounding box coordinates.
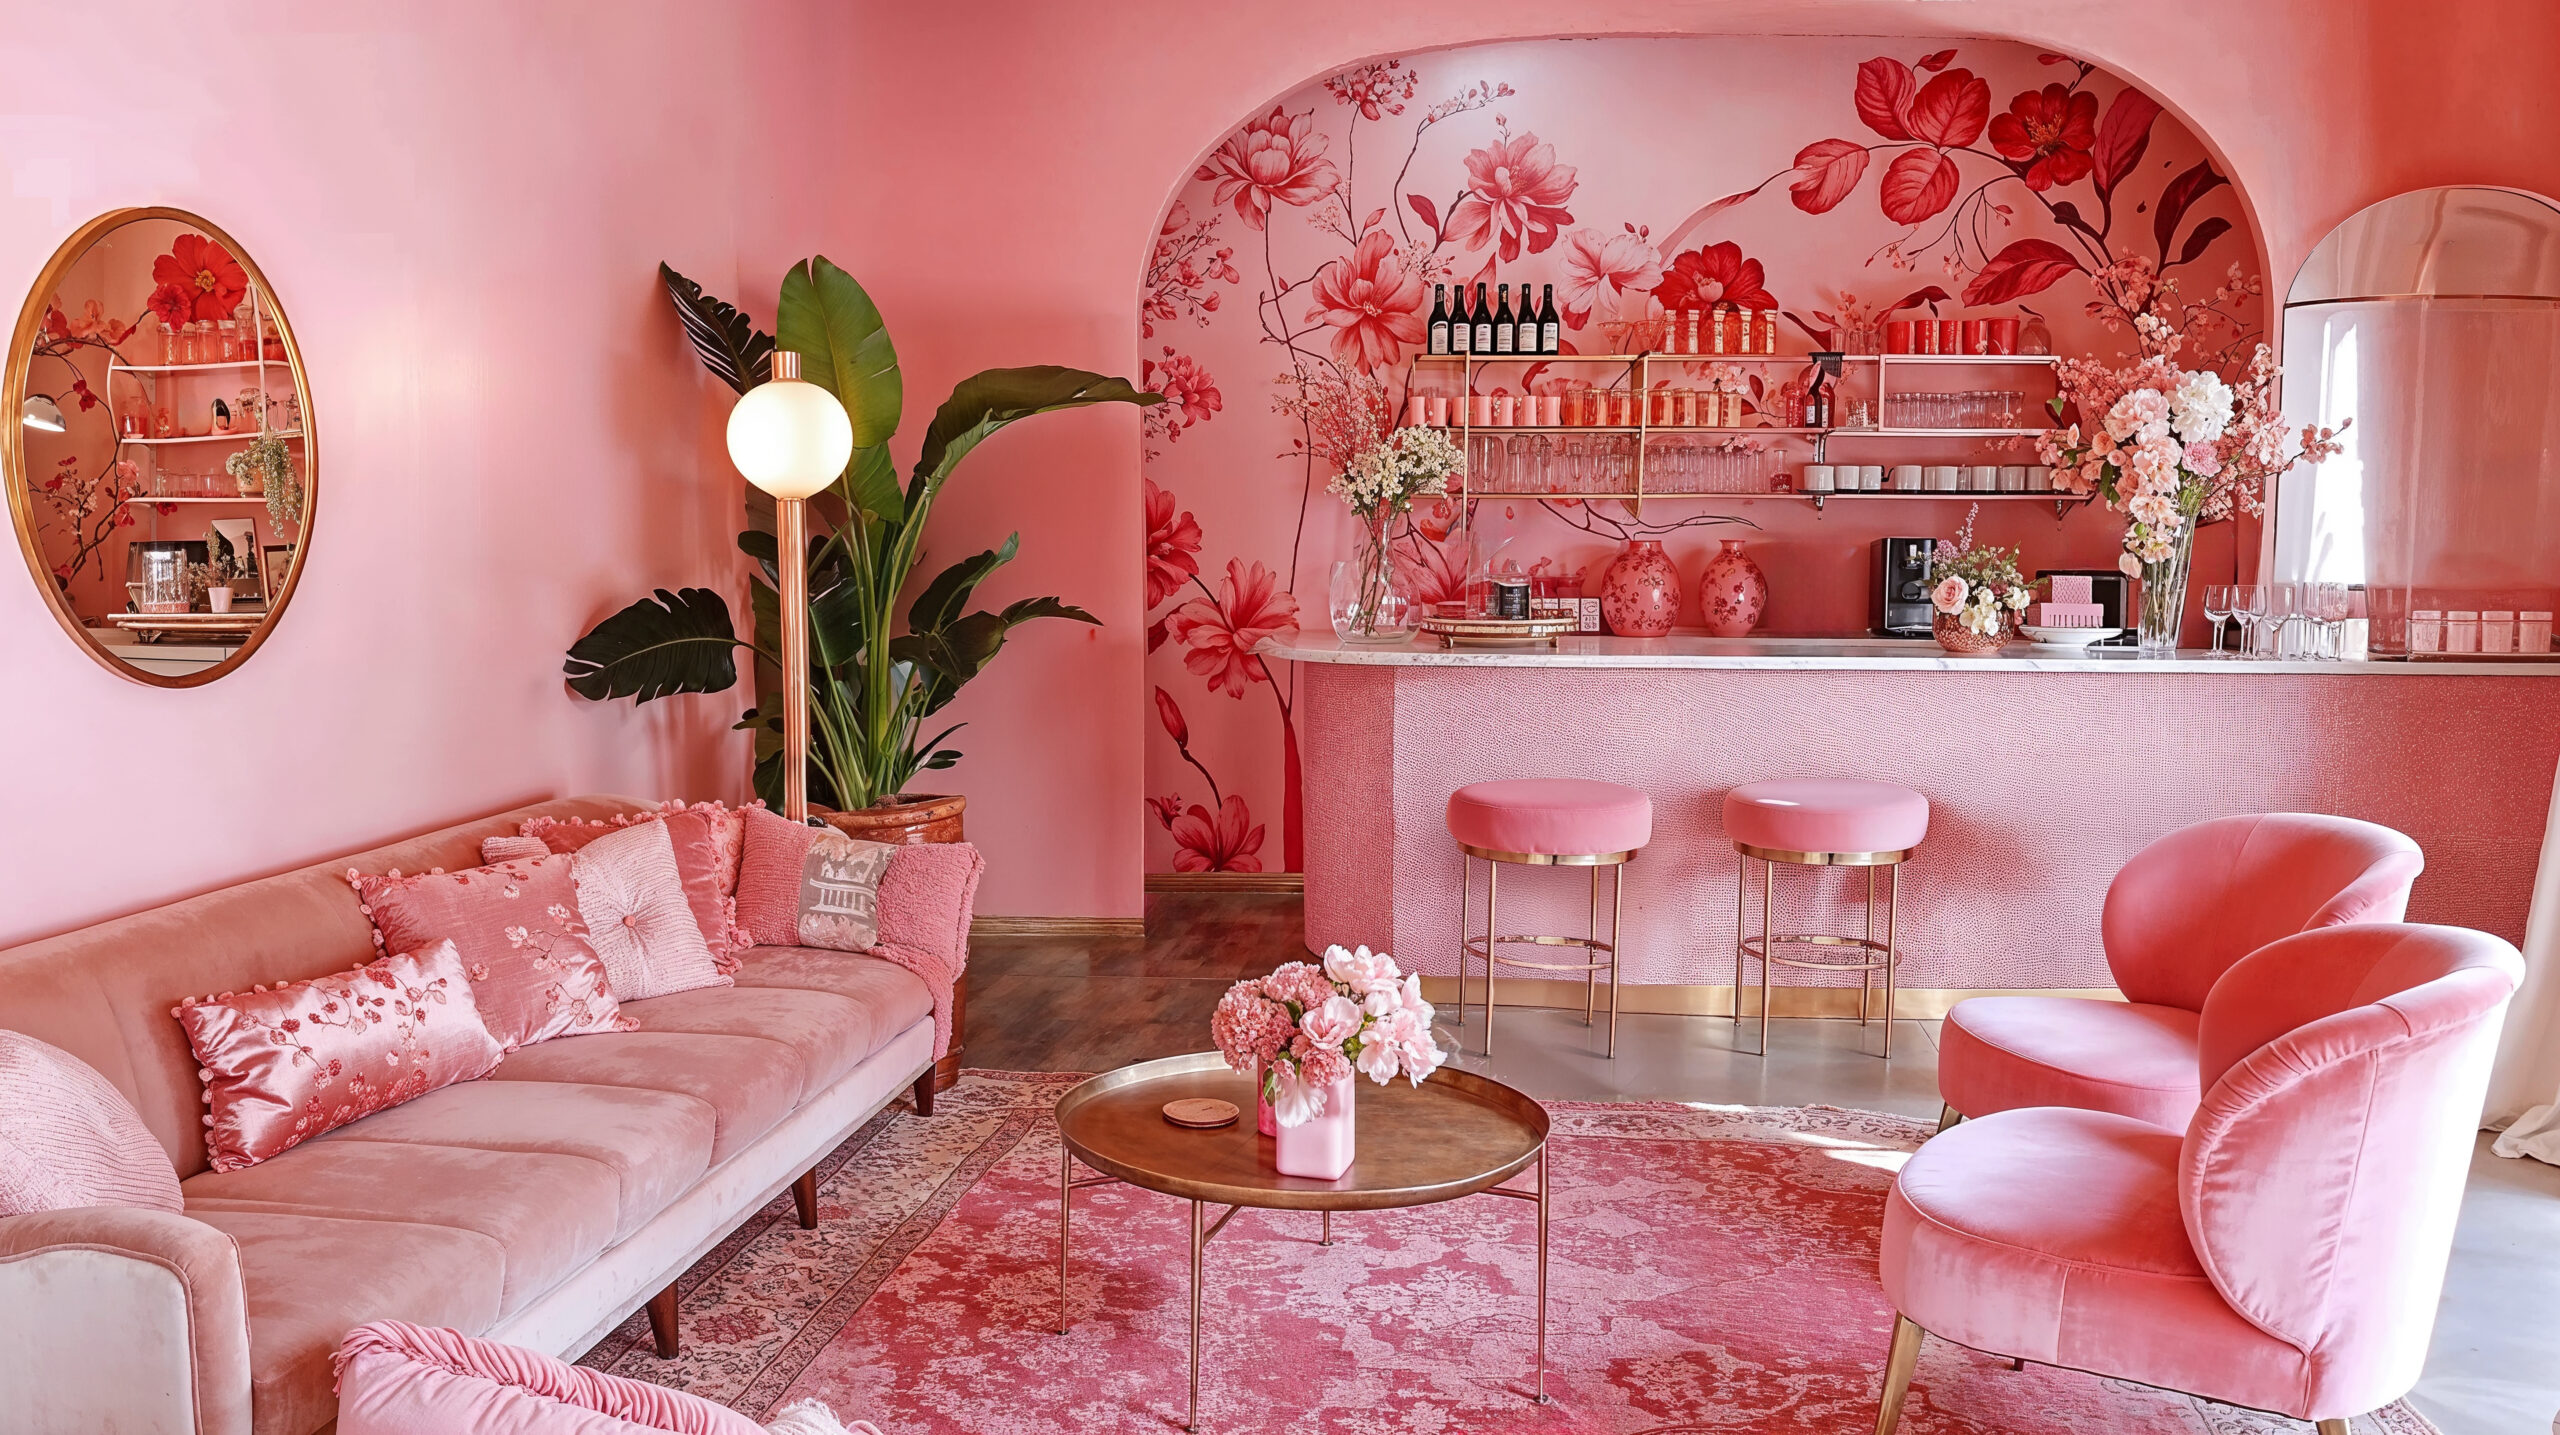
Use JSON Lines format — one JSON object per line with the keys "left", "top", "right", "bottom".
{"left": 1446, "top": 778, "right": 1652, "bottom": 1058}
{"left": 1724, "top": 778, "right": 1929, "bottom": 1059}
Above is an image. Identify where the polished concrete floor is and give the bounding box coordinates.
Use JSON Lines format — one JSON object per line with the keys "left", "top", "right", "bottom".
{"left": 971, "top": 891, "right": 2560, "bottom": 1435}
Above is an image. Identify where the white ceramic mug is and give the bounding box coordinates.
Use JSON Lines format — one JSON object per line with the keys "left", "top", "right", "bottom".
{"left": 1804, "top": 464, "right": 1836, "bottom": 492}
{"left": 1891, "top": 464, "right": 1922, "bottom": 491}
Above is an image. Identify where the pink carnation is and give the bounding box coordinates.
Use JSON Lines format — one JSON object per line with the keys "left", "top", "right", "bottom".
{"left": 1260, "top": 961, "right": 1338, "bottom": 1013}
{"left": 1291, "top": 1035, "right": 1353, "bottom": 1089}
{"left": 1211, "top": 984, "right": 1295, "bottom": 1072}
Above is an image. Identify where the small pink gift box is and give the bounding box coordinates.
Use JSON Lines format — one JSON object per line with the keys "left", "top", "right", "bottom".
{"left": 2049, "top": 575, "right": 2093, "bottom": 604}
{"left": 2035, "top": 602, "right": 2106, "bottom": 628}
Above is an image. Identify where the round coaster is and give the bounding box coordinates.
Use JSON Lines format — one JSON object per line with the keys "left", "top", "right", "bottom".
{"left": 1162, "top": 1098, "right": 1240, "bottom": 1130}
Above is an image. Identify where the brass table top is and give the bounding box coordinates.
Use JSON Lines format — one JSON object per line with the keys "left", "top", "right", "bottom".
{"left": 1054, "top": 1052, "right": 1548, "bottom": 1211}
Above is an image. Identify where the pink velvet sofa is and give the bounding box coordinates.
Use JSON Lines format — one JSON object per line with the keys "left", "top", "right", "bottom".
{"left": 0, "top": 797, "right": 941, "bottom": 1435}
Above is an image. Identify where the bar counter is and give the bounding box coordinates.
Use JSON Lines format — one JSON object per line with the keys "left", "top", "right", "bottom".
{"left": 1263, "top": 634, "right": 2560, "bottom": 1015}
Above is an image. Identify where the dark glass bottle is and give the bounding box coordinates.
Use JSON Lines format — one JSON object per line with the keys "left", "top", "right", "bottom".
{"left": 1450, "top": 283, "right": 1472, "bottom": 354}
{"left": 1427, "top": 284, "right": 1450, "bottom": 356}
{"left": 1538, "top": 284, "right": 1561, "bottom": 355}
{"left": 1514, "top": 286, "right": 1539, "bottom": 357}
{"left": 1472, "top": 283, "right": 1495, "bottom": 355}
{"left": 1492, "top": 284, "right": 1515, "bottom": 354}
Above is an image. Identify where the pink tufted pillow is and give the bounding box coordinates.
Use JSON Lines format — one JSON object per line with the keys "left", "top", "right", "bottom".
{"left": 350, "top": 856, "right": 632, "bottom": 1050}
{"left": 573, "top": 822, "right": 727, "bottom": 1002}
{"left": 177, "top": 941, "right": 506, "bottom": 1172}
{"left": 734, "top": 806, "right": 898, "bottom": 952}
{"left": 333, "top": 1321, "right": 880, "bottom": 1435}
{"left": 524, "top": 803, "right": 750, "bottom": 969}
{"left": 0, "top": 1030, "right": 184, "bottom": 1215}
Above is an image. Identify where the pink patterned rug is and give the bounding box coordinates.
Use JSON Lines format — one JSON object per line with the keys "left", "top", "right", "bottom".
{"left": 581, "top": 1072, "right": 2436, "bottom": 1434}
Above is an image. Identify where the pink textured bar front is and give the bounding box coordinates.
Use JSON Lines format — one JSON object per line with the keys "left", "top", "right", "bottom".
{"left": 1297, "top": 664, "right": 2560, "bottom": 990}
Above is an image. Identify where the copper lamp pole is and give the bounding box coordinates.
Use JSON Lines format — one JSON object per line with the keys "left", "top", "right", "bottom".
{"left": 775, "top": 492, "right": 809, "bottom": 823}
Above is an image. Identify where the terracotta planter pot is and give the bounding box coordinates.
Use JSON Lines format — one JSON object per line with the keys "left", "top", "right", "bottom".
{"left": 816, "top": 794, "right": 968, "bottom": 1090}
{"left": 1933, "top": 611, "right": 2013, "bottom": 656}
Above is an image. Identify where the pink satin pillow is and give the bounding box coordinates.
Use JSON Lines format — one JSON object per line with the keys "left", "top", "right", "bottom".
{"left": 735, "top": 806, "right": 898, "bottom": 951}
{"left": 0, "top": 1030, "right": 183, "bottom": 1215}
{"left": 177, "top": 941, "right": 507, "bottom": 1172}
{"left": 349, "top": 856, "right": 631, "bottom": 1050}
{"left": 524, "top": 802, "right": 749, "bottom": 968}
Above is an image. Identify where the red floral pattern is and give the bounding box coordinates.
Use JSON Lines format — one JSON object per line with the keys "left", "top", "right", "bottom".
{"left": 1142, "top": 478, "right": 1203, "bottom": 610}
{"left": 1302, "top": 230, "right": 1427, "bottom": 373}
{"left": 152, "top": 233, "right": 248, "bottom": 321}
{"left": 1447, "top": 129, "right": 1578, "bottom": 261}
{"left": 1141, "top": 348, "right": 1222, "bottom": 455}
{"left": 1163, "top": 793, "right": 1266, "bottom": 872}
{"left": 1990, "top": 83, "right": 2101, "bottom": 191}
{"left": 1194, "top": 106, "right": 1339, "bottom": 230}
{"left": 1652, "top": 240, "right": 1779, "bottom": 315}
{"left": 1164, "top": 559, "right": 1298, "bottom": 697}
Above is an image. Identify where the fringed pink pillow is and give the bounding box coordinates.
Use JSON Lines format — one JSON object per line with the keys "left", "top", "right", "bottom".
{"left": 177, "top": 941, "right": 506, "bottom": 1172}
{"left": 349, "top": 857, "right": 631, "bottom": 1050}
{"left": 0, "top": 1030, "right": 183, "bottom": 1216}
{"left": 868, "top": 842, "right": 984, "bottom": 1060}
{"left": 524, "top": 802, "right": 751, "bottom": 971}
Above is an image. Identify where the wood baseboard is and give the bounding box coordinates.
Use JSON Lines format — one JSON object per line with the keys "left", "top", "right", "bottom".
{"left": 969, "top": 916, "right": 1145, "bottom": 939}
{"left": 1145, "top": 871, "right": 1305, "bottom": 893}
{"left": 1415, "top": 976, "right": 2121, "bottom": 1021}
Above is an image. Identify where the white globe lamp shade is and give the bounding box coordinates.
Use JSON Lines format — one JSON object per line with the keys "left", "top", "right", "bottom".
{"left": 726, "top": 350, "right": 853, "bottom": 500}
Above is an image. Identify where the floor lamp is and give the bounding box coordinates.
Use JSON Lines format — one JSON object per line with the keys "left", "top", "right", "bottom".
{"left": 725, "top": 350, "right": 854, "bottom": 823}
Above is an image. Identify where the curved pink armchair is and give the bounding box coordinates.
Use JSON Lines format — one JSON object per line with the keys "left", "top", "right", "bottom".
{"left": 1938, "top": 813, "right": 2422, "bottom": 1129}
{"left": 1875, "top": 922, "right": 2522, "bottom": 1434}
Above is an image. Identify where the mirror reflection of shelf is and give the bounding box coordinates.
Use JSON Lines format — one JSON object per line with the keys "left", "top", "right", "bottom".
{"left": 119, "top": 429, "right": 303, "bottom": 447}
{"left": 118, "top": 495, "right": 280, "bottom": 506}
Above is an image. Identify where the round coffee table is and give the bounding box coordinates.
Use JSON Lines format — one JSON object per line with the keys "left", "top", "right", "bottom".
{"left": 1054, "top": 1052, "right": 1552, "bottom": 1430}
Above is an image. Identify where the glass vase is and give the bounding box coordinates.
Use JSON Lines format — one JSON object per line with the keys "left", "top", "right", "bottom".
{"left": 1330, "top": 511, "right": 1414, "bottom": 645}
{"left": 2137, "top": 524, "right": 2197, "bottom": 656}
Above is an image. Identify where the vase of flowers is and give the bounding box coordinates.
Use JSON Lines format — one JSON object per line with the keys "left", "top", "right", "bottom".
{"left": 1927, "top": 505, "right": 2032, "bottom": 655}
{"left": 1213, "top": 945, "right": 1445, "bottom": 1180}
{"left": 2040, "top": 258, "right": 2345, "bottom": 655}
{"left": 1328, "top": 426, "right": 1462, "bottom": 645}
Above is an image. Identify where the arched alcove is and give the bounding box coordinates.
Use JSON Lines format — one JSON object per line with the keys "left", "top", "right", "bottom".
{"left": 1138, "top": 35, "right": 2270, "bottom": 875}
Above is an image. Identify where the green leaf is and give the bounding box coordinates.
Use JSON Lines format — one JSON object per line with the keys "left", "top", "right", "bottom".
{"left": 737, "top": 527, "right": 846, "bottom": 596}
{"left": 907, "top": 536, "right": 1020, "bottom": 634}
{"left": 776, "top": 256, "right": 901, "bottom": 448}
{"left": 837, "top": 443, "right": 903, "bottom": 525}
{"left": 563, "top": 588, "right": 742, "bottom": 702}
{"left": 998, "top": 594, "right": 1100, "bottom": 627}
{"left": 807, "top": 577, "right": 870, "bottom": 671}
{"left": 659, "top": 263, "right": 773, "bottom": 396}
{"left": 914, "top": 367, "right": 1161, "bottom": 490}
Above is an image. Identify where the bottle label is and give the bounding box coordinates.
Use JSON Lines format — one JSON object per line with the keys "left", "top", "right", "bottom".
{"left": 1453, "top": 325, "right": 1471, "bottom": 354}
{"left": 1495, "top": 325, "right": 1514, "bottom": 353}
{"left": 1430, "top": 321, "right": 1449, "bottom": 354}
{"left": 1477, "top": 323, "right": 1494, "bottom": 351}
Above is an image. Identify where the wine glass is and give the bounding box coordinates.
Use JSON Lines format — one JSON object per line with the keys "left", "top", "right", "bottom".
{"left": 2317, "top": 581, "right": 2355, "bottom": 660}
{"left": 2236, "top": 584, "right": 2271, "bottom": 658}
{"left": 2191, "top": 588, "right": 2232, "bottom": 654}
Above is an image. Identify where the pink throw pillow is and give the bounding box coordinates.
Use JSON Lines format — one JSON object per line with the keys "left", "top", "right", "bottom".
{"left": 734, "top": 806, "right": 898, "bottom": 952}
{"left": 334, "top": 1321, "right": 764, "bottom": 1435}
{"left": 524, "top": 803, "right": 749, "bottom": 967}
{"left": 350, "top": 856, "right": 631, "bottom": 1050}
{"left": 574, "top": 822, "right": 728, "bottom": 1002}
{"left": 0, "top": 1030, "right": 183, "bottom": 1215}
{"left": 177, "top": 941, "right": 506, "bottom": 1172}
{"left": 866, "top": 842, "right": 984, "bottom": 1059}
{"left": 481, "top": 835, "right": 553, "bottom": 865}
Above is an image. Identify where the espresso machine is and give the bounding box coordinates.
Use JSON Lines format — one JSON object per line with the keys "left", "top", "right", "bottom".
{"left": 1874, "top": 536, "right": 1941, "bottom": 637}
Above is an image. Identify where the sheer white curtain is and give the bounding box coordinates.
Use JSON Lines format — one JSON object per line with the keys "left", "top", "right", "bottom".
{"left": 2489, "top": 754, "right": 2560, "bottom": 1164}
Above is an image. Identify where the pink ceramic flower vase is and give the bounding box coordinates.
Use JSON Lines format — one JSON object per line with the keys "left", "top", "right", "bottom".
{"left": 1254, "top": 1060, "right": 1276, "bottom": 1137}
{"left": 1697, "top": 538, "right": 1767, "bottom": 637}
{"left": 1272, "top": 1075, "right": 1356, "bottom": 1180}
{"left": 1602, "top": 539, "right": 1681, "bottom": 637}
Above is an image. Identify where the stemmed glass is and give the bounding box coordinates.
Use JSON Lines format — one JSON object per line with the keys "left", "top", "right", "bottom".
{"left": 2317, "top": 581, "right": 2355, "bottom": 660}
{"left": 2202, "top": 585, "right": 2233, "bottom": 656}
{"left": 2236, "top": 584, "right": 2271, "bottom": 658}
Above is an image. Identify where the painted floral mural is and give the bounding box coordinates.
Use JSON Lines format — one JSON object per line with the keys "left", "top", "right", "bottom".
{"left": 1141, "top": 37, "right": 2263, "bottom": 874}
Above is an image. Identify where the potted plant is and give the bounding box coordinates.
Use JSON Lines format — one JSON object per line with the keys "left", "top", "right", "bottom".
{"left": 564, "top": 257, "right": 1160, "bottom": 843}
{"left": 1926, "top": 505, "right": 2032, "bottom": 655}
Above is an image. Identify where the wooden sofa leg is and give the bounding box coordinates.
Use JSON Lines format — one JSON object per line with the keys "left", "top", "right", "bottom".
{"left": 792, "top": 1167, "right": 819, "bottom": 1230}
{"left": 2316, "top": 1422, "right": 2351, "bottom": 1435}
{"left": 646, "top": 1282, "right": 679, "bottom": 1359}
{"left": 912, "top": 1069, "right": 937, "bottom": 1117}
{"left": 1875, "top": 1314, "right": 1924, "bottom": 1435}
{"left": 1936, "top": 1104, "right": 1962, "bottom": 1133}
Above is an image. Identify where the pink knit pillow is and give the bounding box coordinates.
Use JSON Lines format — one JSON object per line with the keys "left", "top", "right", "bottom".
{"left": 350, "top": 856, "right": 631, "bottom": 1050}
{"left": 177, "top": 941, "right": 507, "bottom": 1172}
{"left": 868, "top": 842, "right": 984, "bottom": 1059}
{"left": 0, "top": 1030, "right": 183, "bottom": 1215}
{"left": 573, "top": 822, "right": 727, "bottom": 1001}
{"left": 524, "top": 803, "right": 749, "bottom": 968}
{"left": 735, "top": 806, "right": 898, "bottom": 951}
{"left": 480, "top": 835, "right": 552, "bottom": 865}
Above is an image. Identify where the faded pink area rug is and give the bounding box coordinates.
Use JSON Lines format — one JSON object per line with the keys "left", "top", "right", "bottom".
{"left": 582, "top": 1071, "right": 2435, "bottom": 1434}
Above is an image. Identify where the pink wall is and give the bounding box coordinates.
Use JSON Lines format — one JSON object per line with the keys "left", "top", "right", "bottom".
{"left": 838, "top": 0, "right": 2560, "bottom": 918}
{"left": 0, "top": 0, "right": 849, "bottom": 946}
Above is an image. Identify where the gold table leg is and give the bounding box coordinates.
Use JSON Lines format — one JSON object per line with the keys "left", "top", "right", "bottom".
{"left": 1535, "top": 1143, "right": 1551, "bottom": 1403}
{"left": 1188, "top": 1198, "right": 1204, "bottom": 1431}
{"left": 1320, "top": 1209, "right": 1331, "bottom": 1246}
{"left": 1057, "top": 1144, "right": 1071, "bottom": 1334}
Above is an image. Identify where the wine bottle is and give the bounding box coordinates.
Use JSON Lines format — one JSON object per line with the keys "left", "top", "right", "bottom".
{"left": 1427, "top": 284, "right": 1450, "bottom": 356}
{"left": 1493, "top": 284, "right": 1516, "bottom": 354}
{"left": 1450, "top": 284, "right": 1472, "bottom": 355}
{"left": 1538, "top": 284, "right": 1560, "bottom": 355}
{"left": 1519, "top": 286, "right": 1543, "bottom": 356}
{"left": 1472, "top": 283, "right": 1495, "bottom": 355}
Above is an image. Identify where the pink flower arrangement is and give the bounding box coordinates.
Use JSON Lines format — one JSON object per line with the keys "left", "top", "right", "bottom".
{"left": 1213, "top": 945, "right": 1445, "bottom": 1126}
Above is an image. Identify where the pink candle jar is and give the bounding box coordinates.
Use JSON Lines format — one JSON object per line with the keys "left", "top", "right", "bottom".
{"left": 1492, "top": 393, "right": 1515, "bottom": 426}
{"left": 1988, "top": 317, "right": 2020, "bottom": 355}
{"left": 1407, "top": 394, "right": 1429, "bottom": 426}
{"left": 1541, "top": 393, "right": 1562, "bottom": 426}
{"left": 1937, "top": 318, "right": 1962, "bottom": 354}
{"left": 1961, "top": 318, "right": 1990, "bottom": 354}
{"left": 1885, "top": 319, "right": 1915, "bottom": 354}
{"left": 1468, "top": 394, "right": 1492, "bottom": 426}
{"left": 1426, "top": 394, "right": 1450, "bottom": 426}
{"left": 1912, "top": 319, "right": 1939, "bottom": 355}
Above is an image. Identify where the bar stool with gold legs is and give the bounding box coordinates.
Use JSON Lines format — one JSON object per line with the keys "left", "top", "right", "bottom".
{"left": 1446, "top": 779, "right": 1652, "bottom": 1058}
{"left": 1724, "top": 778, "right": 1929, "bottom": 1059}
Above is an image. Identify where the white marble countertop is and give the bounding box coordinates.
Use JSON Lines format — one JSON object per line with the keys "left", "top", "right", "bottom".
{"left": 1261, "top": 633, "right": 2560, "bottom": 675}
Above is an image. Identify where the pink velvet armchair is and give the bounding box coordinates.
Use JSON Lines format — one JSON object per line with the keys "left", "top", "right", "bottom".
{"left": 1875, "top": 922, "right": 2522, "bottom": 1434}
{"left": 1936, "top": 813, "right": 2422, "bottom": 1130}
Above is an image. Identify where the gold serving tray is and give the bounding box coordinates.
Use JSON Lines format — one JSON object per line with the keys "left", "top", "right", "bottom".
{"left": 1416, "top": 613, "right": 1577, "bottom": 648}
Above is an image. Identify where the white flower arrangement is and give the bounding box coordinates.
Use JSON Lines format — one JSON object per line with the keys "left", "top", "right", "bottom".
{"left": 1328, "top": 424, "right": 1462, "bottom": 521}
{"left": 1926, "top": 505, "right": 2033, "bottom": 637}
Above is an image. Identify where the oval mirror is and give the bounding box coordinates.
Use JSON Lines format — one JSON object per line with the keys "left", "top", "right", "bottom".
{"left": 5, "top": 208, "right": 314, "bottom": 685}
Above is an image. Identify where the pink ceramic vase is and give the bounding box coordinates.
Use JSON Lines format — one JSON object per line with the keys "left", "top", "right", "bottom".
{"left": 1697, "top": 538, "right": 1767, "bottom": 637}
{"left": 1933, "top": 610, "right": 2013, "bottom": 655}
{"left": 1272, "top": 1074, "right": 1356, "bottom": 1180}
{"left": 1254, "top": 1060, "right": 1276, "bottom": 1137}
{"left": 1601, "top": 539, "right": 1681, "bottom": 637}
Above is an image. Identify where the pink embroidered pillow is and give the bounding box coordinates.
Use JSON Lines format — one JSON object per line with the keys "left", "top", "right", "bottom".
{"left": 573, "top": 822, "right": 727, "bottom": 1001}
{"left": 480, "top": 835, "right": 552, "bottom": 865}
{"left": 0, "top": 1030, "right": 183, "bottom": 1215}
{"left": 177, "top": 941, "right": 506, "bottom": 1172}
{"left": 524, "top": 803, "right": 749, "bottom": 968}
{"left": 735, "top": 806, "right": 898, "bottom": 952}
{"left": 350, "top": 856, "right": 630, "bottom": 1050}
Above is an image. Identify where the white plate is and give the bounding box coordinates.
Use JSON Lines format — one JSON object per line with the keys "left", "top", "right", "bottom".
{"left": 2020, "top": 625, "right": 2123, "bottom": 649}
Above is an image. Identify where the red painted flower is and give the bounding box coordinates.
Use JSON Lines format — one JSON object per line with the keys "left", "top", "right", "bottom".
{"left": 1195, "top": 106, "right": 1340, "bottom": 231}
{"left": 1652, "top": 242, "right": 1779, "bottom": 315}
{"left": 1143, "top": 478, "right": 1203, "bottom": 609}
{"left": 1557, "top": 226, "right": 1664, "bottom": 329}
{"left": 153, "top": 233, "right": 248, "bottom": 321}
{"left": 1447, "top": 131, "right": 1578, "bottom": 262}
{"left": 1303, "top": 230, "right": 1427, "bottom": 374}
{"left": 1169, "top": 794, "right": 1266, "bottom": 873}
{"left": 1154, "top": 686, "right": 1191, "bottom": 745}
{"left": 1142, "top": 349, "right": 1222, "bottom": 436}
{"left": 1144, "top": 794, "right": 1185, "bottom": 830}
{"left": 1164, "top": 559, "right": 1299, "bottom": 697}
{"left": 146, "top": 283, "right": 195, "bottom": 331}
{"left": 1988, "top": 84, "right": 2100, "bottom": 191}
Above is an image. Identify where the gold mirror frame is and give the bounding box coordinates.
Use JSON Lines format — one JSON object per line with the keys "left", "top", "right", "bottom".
{"left": 3, "top": 206, "right": 318, "bottom": 688}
